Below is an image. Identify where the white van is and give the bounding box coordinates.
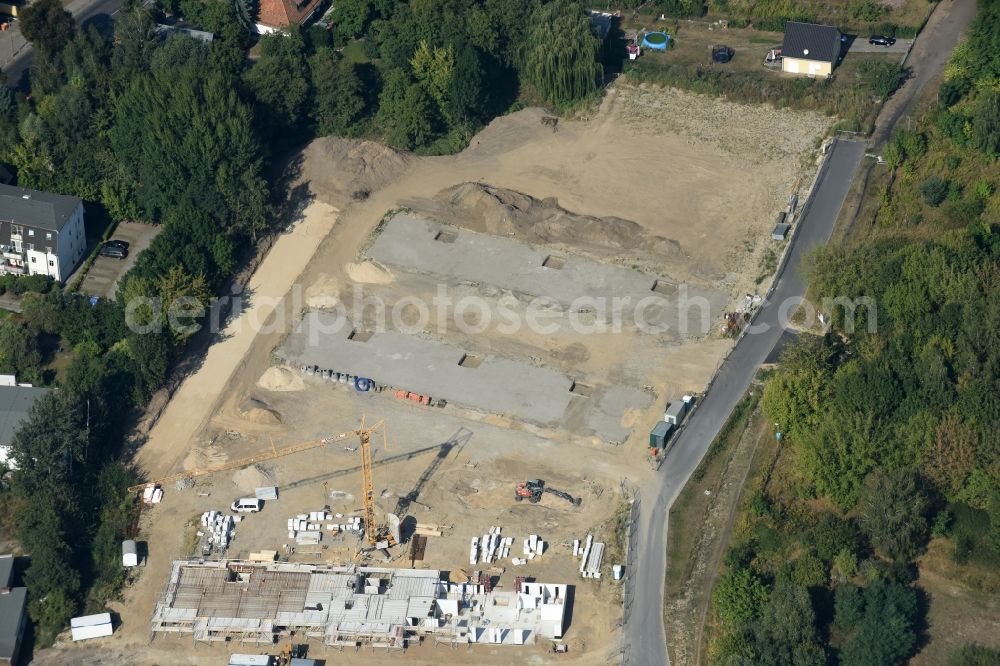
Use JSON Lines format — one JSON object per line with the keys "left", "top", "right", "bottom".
{"left": 231, "top": 498, "right": 263, "bottom": 513}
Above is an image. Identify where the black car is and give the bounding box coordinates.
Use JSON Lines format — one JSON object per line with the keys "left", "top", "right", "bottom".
{"left": 105, "top": 239, "right": 130, "bottom": 250}
{"left": 99, "top": 244, "right": 128, "bottom": 259}
{"left": 869, "top": 35, "right": 896, "bottom": 46}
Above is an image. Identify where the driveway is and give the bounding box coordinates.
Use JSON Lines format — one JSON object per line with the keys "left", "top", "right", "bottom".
{"left": 870, "top": 0, "right": 978, "bottom": 146}
{"left": 76, "top": 222, "right": 160, "bottom": 299}
{"left": 623, "top": 138, "right": 866, "bottom": 666}
{"left": 847, "top": 37, "right": 911, "bottom": 55}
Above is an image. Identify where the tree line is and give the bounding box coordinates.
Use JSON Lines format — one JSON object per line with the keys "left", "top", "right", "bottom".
{"left": 709, "top": 2, "right": 1000, "bottom": 663}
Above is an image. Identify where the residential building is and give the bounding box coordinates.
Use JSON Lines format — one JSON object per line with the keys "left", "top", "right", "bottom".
{"left": 781, "top": 21, "right": 842, "bottom": 77}
{"left": 0, "top": 184, "right": 86, "bottom": 282}
{"left": 0, "top": 383, "right": 51, "bottom": 468}
{"left": 255, "top": 0, "right": 322, "bottom": 35}
{"left": 0, "top": 554, "right": 27, "bottom": 666}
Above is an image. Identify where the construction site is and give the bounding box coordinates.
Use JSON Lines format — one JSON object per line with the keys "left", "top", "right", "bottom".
{"left": 151, "top": 560, "right": 569, "bottom": 648}
{"left": 30, "top": 84, "right": 831, "bottom": 666}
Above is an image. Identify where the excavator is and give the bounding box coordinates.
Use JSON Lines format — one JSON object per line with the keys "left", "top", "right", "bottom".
{"left": 514, "top": 479, "right": 582, "bottom": 506}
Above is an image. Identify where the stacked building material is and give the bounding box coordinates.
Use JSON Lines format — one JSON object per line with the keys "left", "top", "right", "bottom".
{"left": 199, "top": 511, "right": 235, "bottom": 553}
{"left": 577, "top": 533, "right": 604, "bottom": 578}
{"left": 287, "top": 512, "right": 362, "bottom": 540}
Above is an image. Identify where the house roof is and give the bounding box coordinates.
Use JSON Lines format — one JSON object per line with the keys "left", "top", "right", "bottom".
{"left": 0, "top": 586, "right": 27, "bottom": 660}
{"left": 0, "top": 385, "right": 51, "bottom": 451}
{"left": 781, "top": 21, "right": 841, "bottom": 63}
{"left": 256, "top": 0, "right": 322, "bottom": 30}
{"left": 0, "top": 184, "right": 82, "bottom": 233}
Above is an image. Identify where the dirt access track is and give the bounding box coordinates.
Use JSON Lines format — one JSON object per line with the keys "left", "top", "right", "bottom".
{"left": 33, "top": 83, "right": 830, "bottom": 665}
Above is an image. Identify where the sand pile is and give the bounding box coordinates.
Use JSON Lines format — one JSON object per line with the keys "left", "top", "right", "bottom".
{"left": 300, "top": 138, "right": 413, "bottom": 207}
{"left": 257, "top": 366, "right": 304, "bottom": 392}
{"left": 424, "top": 183, "right": 682, "bottom": 258}
{"left": 239, "top": 397, "right": 282, "bottom": 425}
{"left": 305, "top": 273, "right": 342, "bottom": 309}
{"left": 233, "top": 464, "right": 275, "bottom": 492}
{"left": 345, "top": 260, "right": 393, "bottom": 285}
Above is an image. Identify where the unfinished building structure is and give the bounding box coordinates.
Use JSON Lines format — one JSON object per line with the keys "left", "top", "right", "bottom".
{"left": 151, "top": 560, "right": 569, "bottom": 649}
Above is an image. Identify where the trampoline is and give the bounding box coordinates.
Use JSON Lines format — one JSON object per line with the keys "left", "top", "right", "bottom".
{"left": 642, "top": 32, "right": 670, "bottom": 51}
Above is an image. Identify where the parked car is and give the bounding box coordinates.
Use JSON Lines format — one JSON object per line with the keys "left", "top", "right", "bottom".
{"left": 105, "top": 239, "right": 130, "bottom": 250}
{"left": 99, "top": 244, "right": 128, "bottom": 259}
{"left": 869, "top": 35, "right": 896, "bottom": 46}
{"left": 231, "top": 498, "right": 263, "bottom": 513}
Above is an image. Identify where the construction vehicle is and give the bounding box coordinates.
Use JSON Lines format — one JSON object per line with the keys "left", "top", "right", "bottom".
{"left": 514, "top": 479, "right": 581, "bottom": 506}
{"left": 128, "top": 420, "right": 398, "bottom": 552}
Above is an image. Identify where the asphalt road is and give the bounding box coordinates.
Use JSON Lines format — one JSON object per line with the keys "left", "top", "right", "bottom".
{"left": 1, "top": 0, "right": 122, "bottom": 88}
{"left": 870, "top": 0, "right": 977, "bottom": 147}
{"left": 623, "top": 138, "right": 866, "bottom": 666}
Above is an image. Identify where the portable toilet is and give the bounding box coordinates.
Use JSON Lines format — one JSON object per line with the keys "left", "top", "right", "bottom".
{"left": 122, "top": 540, "right": 139, "bottom": 567}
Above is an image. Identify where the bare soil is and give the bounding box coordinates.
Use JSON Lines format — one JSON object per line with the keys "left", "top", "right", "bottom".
{"left": 33, "top": 82, "right": 829, "bottom": 665}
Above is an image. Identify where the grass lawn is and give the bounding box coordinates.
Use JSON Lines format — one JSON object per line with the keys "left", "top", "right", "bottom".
{"left": 341, "top": 39, "right": 372, "bottom": 64}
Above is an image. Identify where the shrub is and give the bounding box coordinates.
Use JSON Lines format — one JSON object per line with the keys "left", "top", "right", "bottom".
{"left": 921, "top": 176, "right": 950, "bottom": 206}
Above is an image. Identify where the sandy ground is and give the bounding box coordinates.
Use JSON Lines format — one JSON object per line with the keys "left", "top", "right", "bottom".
{"left": 32, "top": 82, "right": 829, "bottom": 665}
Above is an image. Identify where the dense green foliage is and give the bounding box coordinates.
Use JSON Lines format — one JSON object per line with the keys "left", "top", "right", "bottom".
{"left": 714, "top": 3, "right": 1000, "bottom": 663}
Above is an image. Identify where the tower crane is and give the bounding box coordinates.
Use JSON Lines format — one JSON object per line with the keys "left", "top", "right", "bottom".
{"left": 129, "top": 420, "right": 399, "bottom": 550}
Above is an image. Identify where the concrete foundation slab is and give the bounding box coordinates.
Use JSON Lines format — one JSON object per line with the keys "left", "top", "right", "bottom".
{"left": 367, "top": 214, "right": 727, "bottom": 336}
{"left": 279, "top": 312, "right": 651, "bottom": 441}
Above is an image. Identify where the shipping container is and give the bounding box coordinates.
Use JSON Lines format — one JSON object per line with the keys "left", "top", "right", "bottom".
{"left": 649, "top": 421, "right": 673, "bottom": 449}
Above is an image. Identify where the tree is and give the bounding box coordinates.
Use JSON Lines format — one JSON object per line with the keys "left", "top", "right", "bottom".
{"left": 376, "top": 69, "right": 437, "bottom": 149}
{"left": 922, "top": 411, "right": 978, "bottom": 498}
{"left": 713, "top": 567, "right": 768, "bottom": 626}
{"left": 412, "top": 40, "right": 456, "bottom": 122}
{"left": 0, "top": 321, "right": 42, "bottom": 383}
{"left": 856, "top": 468, "right": 928, "bottom": 562}
{"left": 9, "top": 391, "right": 88, "bottom": 499}
{"left": 310, "top": 49, "right": 366, "bottom": 136}
{"left": 921, "top": 176, "right": 949, "bottom": 206}
{"left": 751, "top": 577, "right": 826, "bottom": 666}
{"left": 840, "top": 579, "right": 919, "bottom": 666}
{"left": 244, "top": 33, "right": 311, "bottom": 137}
{"left": 969, "top": 89, "right": 1000, "bottom": 158}
{"left": 19, "top": 0, "right": 75, "bottom": 54}
{"left": 519, "top": 0, "right": 602, "bottom": 107}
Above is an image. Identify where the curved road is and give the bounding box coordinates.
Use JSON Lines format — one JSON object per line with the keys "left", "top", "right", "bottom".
{"left": 626, "top": 2, "right": 978, "bottom": 663}
{"left": 624, "top": 138, "right": 865, "bottom": 666}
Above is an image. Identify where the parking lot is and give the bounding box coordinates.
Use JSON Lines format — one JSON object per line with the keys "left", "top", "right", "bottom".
{"left": 76, "top": 222, "right": 159, "bottom": 299}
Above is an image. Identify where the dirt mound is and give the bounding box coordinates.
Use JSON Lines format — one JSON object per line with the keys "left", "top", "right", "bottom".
{"left": 300, "top": 138, "right": 413, "bottom": 207}
{"left": 233, "top": 464, "right": 275, "bottom": 492}
{"left": 345, "top": 260, "right": 393, "bottom": 285}
{"left": 305, "top": 273, "right": 342, "bottom": 309}
{"left": 257, "top": 366, "right": 304, "bottom": 392}
{"left": 239, "top": 397, "right": 282, "bottom": 424}
{"left": 421, "top": 182, "right": 683, "bottom": 258}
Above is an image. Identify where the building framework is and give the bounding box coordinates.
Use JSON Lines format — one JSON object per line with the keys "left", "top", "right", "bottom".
{"left": 151, "top": 560, "right": 569, "bottom": 649}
